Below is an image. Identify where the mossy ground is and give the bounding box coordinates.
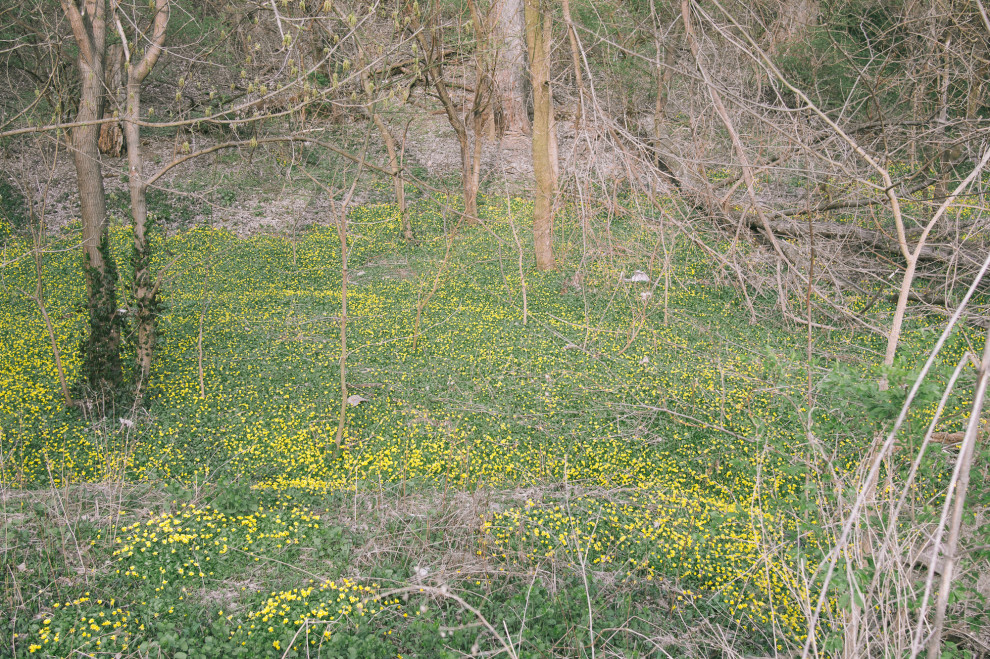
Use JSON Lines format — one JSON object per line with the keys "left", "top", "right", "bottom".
{"left": 1, "top": 195, "right": 983, "bottom": 657}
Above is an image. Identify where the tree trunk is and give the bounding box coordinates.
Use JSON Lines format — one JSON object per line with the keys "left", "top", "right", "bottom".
{"left": 561, "top": 0, "right": 585, "bottom": 131}
{"left": 332, "top": 147, "right": 368, "bottom": 452}
{"left": 468, "top": 0, "right": 496, "bottom": 219}
{"left": 357, "top": 43, "right": 414, "bottom": 241}
{"left": 98, "top": 43, "right": 125, "bottom": 157}
{"left": 525, "top": 0, "right": 554, "bottom": 271}
{"left": 935, "top": 35, "right": 954, "bottom": 200}
{"left": 334, "top": 195, "right": 349, "bottom": 451}
{"left": 122, "top": 0, "right": 170, "bottom": 401}
{"left": 62, "top": 0, "right": 123, "bottom": 392}
{"left": 372, "top": 113, "right": 413, "bottom": 241}
{"left": 884, "top": 256, "right": 917, "bottom": 367}
{"left": 494, "top": 0, "right": 530, "bottom": 137}
{"left": 546, "top": 13, "right": 559, "bottom": 191}
{"left": 460, "top": 134, "right": 479, "bottom": 220}
{"left": 125, "top": 77, "right": 156, "bottom": 400}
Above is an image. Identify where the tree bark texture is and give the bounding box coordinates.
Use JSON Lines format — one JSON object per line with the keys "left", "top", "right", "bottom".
{"left": 468, "top": 0, "right": 495, "bottom": 213}
{"left": 123, "top": 0, "right": 170, "bottom": 400}
{"left": 61, "top": 0, "right": 123, "bottom": 391}
{"left": 98, "top": 43, "right": 125, "bottom": 157}
{"left": 525, "top": 0, "right": 554, "bottom": 271}
{"left": 494, "top": 0, "right": 530, "bottom": 137}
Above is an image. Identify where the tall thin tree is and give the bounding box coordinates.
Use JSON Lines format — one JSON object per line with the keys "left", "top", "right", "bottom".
{"left": 525, "top": 0, "right": 555, "bottom": 270}
{"left": 120, "top": 0, "right": 170, "bottom": 402}
{"left": 61, "top": 0, "right": 122, "bottom": 391}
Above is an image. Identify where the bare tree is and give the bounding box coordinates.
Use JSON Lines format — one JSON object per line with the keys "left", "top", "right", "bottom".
{"left": 525, "top": 0, "right": 555, "bottom": 270}
{"left": 358, "top": 61, "right": 415, "bottom": 241}
{"left": 60, "top": 0, "right": 122, "bottom": 392}
{"left": 120, "top": 0, "right": 170, "bottom": 402}
{"left": 405, "top": 0, "right": 494, "bottom": 221}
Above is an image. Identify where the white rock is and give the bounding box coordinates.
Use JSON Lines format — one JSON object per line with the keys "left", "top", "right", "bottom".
{"left": 346, "top": 394, "right": 369, "bottom": 406}
{"left": 623, "top": 270, "right": 650, "bottom": 283}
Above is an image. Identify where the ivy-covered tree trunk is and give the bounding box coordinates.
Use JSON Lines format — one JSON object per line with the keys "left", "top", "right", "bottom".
{"left": 61, "top": 0, "right": 123, "bottom": 392}
{"left": 122, "top": 0, "right": 170, "bottom": 402}
{"left": 82, "top": 234, "right": 123, "bottom": 392}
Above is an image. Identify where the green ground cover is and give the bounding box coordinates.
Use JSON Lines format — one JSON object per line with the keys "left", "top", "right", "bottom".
{"left": 0, "top": 197, "right": 980, "bottom": 657}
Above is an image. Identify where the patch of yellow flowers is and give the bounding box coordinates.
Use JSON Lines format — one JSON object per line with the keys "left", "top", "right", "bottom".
{"left": 113, "top": 502, "right": 320, "bottom": 583}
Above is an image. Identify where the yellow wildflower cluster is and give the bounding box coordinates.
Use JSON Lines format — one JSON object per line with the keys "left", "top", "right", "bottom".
{"left": 226, "top": 579, "right": 398, "bottom": 654}
{"left": 1, "top": 197, "right": 972, "bottom": 655}
{"left": 485, "top": 490, "right": 812, "bottom": 639}
{"left": 29, "top": 595, "right": 135, "bottom": 655}
{"left": 113, "top": 502, "right": 320, "bottom": 582}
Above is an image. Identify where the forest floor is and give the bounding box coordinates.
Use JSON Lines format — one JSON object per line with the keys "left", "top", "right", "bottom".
{"left": 1, "top": 191, "right": 988, "bottom": 657}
